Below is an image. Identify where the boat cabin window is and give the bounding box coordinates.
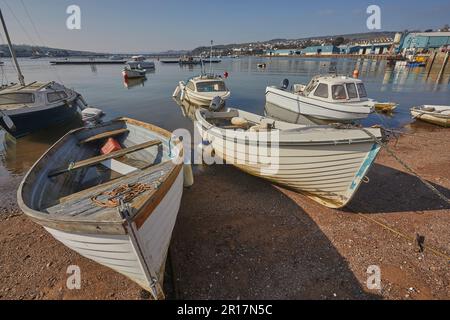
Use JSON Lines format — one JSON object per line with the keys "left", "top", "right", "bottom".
{"left": 357, "top": 83, "right": 367, "bottom": 98}
{"left": 196, "top": 81, "right": 226, "bottom": 93}
{"left": 304, "top": 80, "right": 319, "bottom": 95}
{"left": 187, "top": 81, "right": 195, "bottom": 91}
{"left": 346, "top": 83, "right": 358, "bottom": 99}
{"left": 332, "top": 85, "right": 347, "bottom": 100}
{"left": 0, "top": 93, "right": 35, "bottom": 105}
{"left": 313, "top": 83, "right": 329, "bottom": 98}
{"left": 47, "top": 91, "right": 68, "bottom": 103}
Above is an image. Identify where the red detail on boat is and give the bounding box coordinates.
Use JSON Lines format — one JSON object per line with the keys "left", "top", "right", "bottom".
{"left": 101, "top": 138, "right": 122, "bottom": 155}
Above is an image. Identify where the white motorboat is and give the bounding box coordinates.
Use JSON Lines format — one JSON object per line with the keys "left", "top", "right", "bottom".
{"left": 109, "top": 55, "right": 124, "bottom": 61}
{"left": 265, "top": 75, "right": 376, "bottom": 124}
{"left": 411, "top": 105, "right": 450, "bottom": 127}
{"left": 122, "top": 66, "right": 146, "bottom": 79}
{"left": 174, "top": 74, "right": 230, "bottom": 108}
{"left": 18, "top": 118, "right": 187, "bottom": 299}
{"left": 127, "top": 55, "right": 155, "bottom": 69}
{"left": 195, "top": 107, "right": 383, "bottom": 209}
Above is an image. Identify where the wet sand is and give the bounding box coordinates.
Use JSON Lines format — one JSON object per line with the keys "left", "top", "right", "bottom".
{"left": 0, "top": 123, "right": 449, "bottom": 300}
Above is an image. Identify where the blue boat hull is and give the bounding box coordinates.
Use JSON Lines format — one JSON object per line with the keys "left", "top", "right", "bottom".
{"left": 0, "top": 103, "right": 80, "bottom": 139}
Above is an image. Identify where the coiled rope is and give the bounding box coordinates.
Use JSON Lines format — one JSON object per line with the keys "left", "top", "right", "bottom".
{"left": 91, "top": 183, "right": 153, "bottom": 208}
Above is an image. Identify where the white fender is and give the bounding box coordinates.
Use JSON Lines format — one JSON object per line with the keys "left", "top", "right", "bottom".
{"left": 183, "top": 164, "right": 194, "bottom": 187}
{"left": 172, "top": 86, "right": 181, "bottom": 98}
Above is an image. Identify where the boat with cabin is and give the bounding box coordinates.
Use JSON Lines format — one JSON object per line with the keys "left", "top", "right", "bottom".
{"left": 265, "top": 75, "right": 376, "bottom": 124}
{"left": 17, "top": 118, "right": 189, "bottom": 300}
{"left": 174, "top": 74, "right": 230, "bottom": 108}
{"left": 0, "top": 9, "right": 86, "bottom": 139}
{"left": 122, "top": 66, "right": 147, "bottom": 79}
{"left": 195, "top": 106, "right": 383, "bottom": 209}
{"left": 126, "top": 55, "right": 155, "bottom": 70}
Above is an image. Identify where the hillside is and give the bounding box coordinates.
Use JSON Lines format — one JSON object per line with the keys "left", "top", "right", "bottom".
{"left": 191, "top": 31, "right": 398, "bottom": 55}
{"left": 0, "top": 44, "right": 99, "bottom": 58}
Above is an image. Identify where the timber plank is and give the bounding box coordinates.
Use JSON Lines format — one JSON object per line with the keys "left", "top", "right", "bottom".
{"left": 78, "top": 129, "right": 129, "bottom": 145}
{"left": 48, "top": 140, "right": 162, "bottom": 178}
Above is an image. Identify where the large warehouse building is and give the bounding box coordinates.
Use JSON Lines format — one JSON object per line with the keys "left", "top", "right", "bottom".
{"left": 400, "top": 32, "right": 450, "bottom": 51}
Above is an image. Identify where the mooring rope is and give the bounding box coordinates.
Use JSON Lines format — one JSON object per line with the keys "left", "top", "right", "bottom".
{"left": 91, "top": 183, "right": 153, "bottom": 208}
{"left": 352, "top": 210, "right": 450, "bottom": 262}
{"left": 361, "top": 128, "right": 450, "bottom": 206}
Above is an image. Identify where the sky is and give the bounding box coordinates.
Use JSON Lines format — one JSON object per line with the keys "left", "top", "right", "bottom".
{"left": 0, "top": 0, "right": 449, "bottom": 53}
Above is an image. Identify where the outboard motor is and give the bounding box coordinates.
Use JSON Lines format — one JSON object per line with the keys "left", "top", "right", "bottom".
{"left": 81, "top": 107, "right": 105, "bottom": 127}
{"left": 209, "top": 96, "right": 224, "bottom": 112}
{"left": 280, "top": 79, "right": 289, "bottom": 90}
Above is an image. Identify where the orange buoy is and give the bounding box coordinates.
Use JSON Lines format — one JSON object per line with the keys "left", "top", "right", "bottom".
{"left": 353, "top": 69, "right": 359, "bottom": 78}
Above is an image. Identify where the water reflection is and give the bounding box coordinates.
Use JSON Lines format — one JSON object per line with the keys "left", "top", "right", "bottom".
{"left": 0, "top": 57, "right": 448, "bottom": 176}
{"left": 0, "top": 118, "right": 83, "bottom": 175}
{"left": 172, "top": 97, "right": 202, "bottom": 123}
{"left": 123, "top": 77, "right": 148, "bottom": 89}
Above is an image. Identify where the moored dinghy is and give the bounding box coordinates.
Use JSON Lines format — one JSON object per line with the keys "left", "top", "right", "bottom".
{"left": 122, "top": 66, "right": 146, "bottom": 79}
{"left": 174, "top": 74, "right": 230, "bottom": 108}
{"left": 17, "top": 118, "right": 185, "bottom": 299}
{"left": 196, "top": 108, "right": 384, "bottom": 208}
{"left": 411, "top": 105, "right": 450, "bottom": 127}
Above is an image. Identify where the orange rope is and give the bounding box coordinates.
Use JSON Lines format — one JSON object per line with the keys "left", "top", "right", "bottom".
{"left": 91, "top": 183, "right": 153, "bottom": 208}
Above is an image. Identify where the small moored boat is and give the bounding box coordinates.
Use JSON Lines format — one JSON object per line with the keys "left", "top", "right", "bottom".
{"left": 17, "top": 118, "right": 186, "bottom": 299}
{"left": 174, "top": 74, "right": 230, "bottom": 108}
{"left": 127, "top": 55, "right": 155, "bottom": 69}
{"left": 0, "top": 81, "right": 87, "bottom": 138}
{"left": 196, "top": 107, "right": 384, "bottom": 208}
{"left": 122, "top": 66, "right": 146, "bottom": 79}
{"left": 411, "top": 105, "right": 450, "bottom": 127}
{"left": 0, "top": 9, "right": 86, "bottom": 139}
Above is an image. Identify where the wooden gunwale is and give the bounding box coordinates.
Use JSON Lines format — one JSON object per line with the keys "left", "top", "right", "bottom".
{"left": 17, "top": 117, "right": 185, "bottom": 235}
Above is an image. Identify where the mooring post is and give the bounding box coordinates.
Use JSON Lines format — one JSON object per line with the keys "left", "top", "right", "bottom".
{"left": 425, "top": 52, "right": 437, "bottom": 78}
{"left": 437, "top": 51, "right": 449, "bottom": 83}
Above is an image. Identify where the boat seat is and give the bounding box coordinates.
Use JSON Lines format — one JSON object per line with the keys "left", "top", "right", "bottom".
{"left": 48, "top": 140, "right": 162, "bottom": 178}
{"left": 293, "top": 84, "right": 305, "bottom": 93}
{"left": 204, "top": 110, "right": 239, "bottom": 120}
{"left": 78, "top": 129, "right": 129, "bottom": 145}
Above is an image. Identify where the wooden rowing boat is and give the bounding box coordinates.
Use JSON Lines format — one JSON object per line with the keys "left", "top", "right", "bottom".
{"left": 411, "top": 105, "right": 450, "bottom": 127}
{"left": 17, "top": 118, "right": 185, "bottom": 299}
{"left": 195, "top": 108, "right": 384, "bottom": 209}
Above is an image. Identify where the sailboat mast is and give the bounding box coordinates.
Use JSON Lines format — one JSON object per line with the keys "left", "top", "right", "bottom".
{"left": 0, "top": 9, "right": 25, "bottom": 86}
{"left": 210, "top": 40, "right": 213, "bottom": 74}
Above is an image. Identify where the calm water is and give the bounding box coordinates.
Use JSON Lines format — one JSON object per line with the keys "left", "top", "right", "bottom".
{"left": 1, "top": 56, "right": 449, "bottom": 177}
